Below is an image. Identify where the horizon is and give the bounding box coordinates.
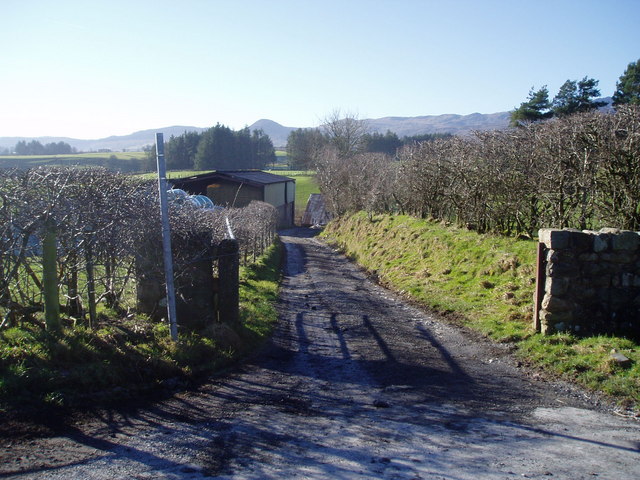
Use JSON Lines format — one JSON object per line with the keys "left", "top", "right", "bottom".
{"left": 2, "top": 0, "right": 638, "bottom": 139}
{"left": 0, "top": 110, "right": 510, "bottom": 142}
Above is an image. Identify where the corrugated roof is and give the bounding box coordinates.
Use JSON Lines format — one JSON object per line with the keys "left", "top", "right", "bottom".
{"left": 173, "top": 170, "right": 294, "bottom": 187}
{"left": 216, "top": 170, "right": 294, "bottom": 185}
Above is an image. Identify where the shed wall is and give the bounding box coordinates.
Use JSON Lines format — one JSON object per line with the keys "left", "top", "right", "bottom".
{"left": 264, "top": 181, "right": 295, "bottom": 227}
{"left": 207, "top": 182, "right": 262, "bottom": 207}
{"left": 286, "top": 181, "right": 295, "bottom": 204}
{"left": 264, "top": 183, "right": 288, "bottom": 207}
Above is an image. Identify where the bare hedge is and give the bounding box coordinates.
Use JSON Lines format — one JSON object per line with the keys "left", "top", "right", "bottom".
{"left": 0, "top": 167, "right": 277, "bottom": 329}
{"left": 316, "top": 106, "right": 640, "bottom": 235}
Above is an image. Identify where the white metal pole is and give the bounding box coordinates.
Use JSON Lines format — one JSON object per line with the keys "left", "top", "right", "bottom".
{"left": 155, "top": 133, "right": 178, "bottom": 341}
{"left": 225, "top": 216, "right": 235, "bottom": 239}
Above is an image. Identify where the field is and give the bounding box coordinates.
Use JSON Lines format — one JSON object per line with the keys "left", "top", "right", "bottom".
{"left": 264, "top": 169, "right": 319, "bottom": 221}
{"left": 0, "top": 152, "right": 148, "bottom": 171}
{"left": 263, "top": 150, "right": 290, "bottom": 170}
{"left": 136, "top": 169, "right": 213, "bottom": 180}
{"left": 0, "top": 150, "right": 285, "bottom": 172}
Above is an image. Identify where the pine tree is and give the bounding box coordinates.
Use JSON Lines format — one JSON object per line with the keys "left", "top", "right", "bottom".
{"left": 552, "top": 77, "right": 605, "bottom": 116}
{"left": 510, "top": 86, "right": 552, "bottom": 126}
{"left": 612, "top": 59, "right": 640, "bottom": 106}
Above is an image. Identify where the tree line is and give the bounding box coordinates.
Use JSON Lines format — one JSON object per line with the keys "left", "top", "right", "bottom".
{"left": 510, "top": 58, "right": 640, "bottom": 125}
{"left": 286, "top": 120, "right": 451, "bottom": 170}
{"left": 11, "top": 140, "right": 76, "bottom": 156}
{"left": 150, "top": 124, "right": 276, "bottom": 171}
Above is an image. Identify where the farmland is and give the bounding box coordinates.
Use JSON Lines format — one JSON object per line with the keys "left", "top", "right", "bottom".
{"left": 0, "top": 151, "right": 149, "bottom": 172}
{"left": 1, "top": 153, "right": 320, "bottom": 220}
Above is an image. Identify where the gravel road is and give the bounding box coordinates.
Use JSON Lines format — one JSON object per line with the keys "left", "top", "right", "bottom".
{"left": 1, "top": 228, "right": 639, "bottom": 479}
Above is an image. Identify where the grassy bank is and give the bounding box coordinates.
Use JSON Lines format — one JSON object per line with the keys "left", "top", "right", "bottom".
{"left": 0, "top": 241, "right": 283, "bottom": 412}
{"left": 322, "top": 213, "right": 640, "bottom": 408}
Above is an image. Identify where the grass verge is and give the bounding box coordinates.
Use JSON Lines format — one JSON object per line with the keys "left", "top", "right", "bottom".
{"left": 0, "top": 240, "right": 283, "bottom": 413}
{"left": 322, "top": 212, "right": 639, "bottom": 409}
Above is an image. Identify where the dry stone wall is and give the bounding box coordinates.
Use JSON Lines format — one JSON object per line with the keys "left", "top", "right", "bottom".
{"left": 536, "top": 228, "right": 640, "bottom": 339}
{"left": 136, "top": 238, "right": 240, "bottom": 328}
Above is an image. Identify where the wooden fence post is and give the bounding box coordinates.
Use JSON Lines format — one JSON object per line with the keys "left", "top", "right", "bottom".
{"left": 218, "top": 238, "right": 240, "bottom": 326}
{"left": 533, "top": 241, "right": 546, "bottom": 333}
{"left": 42, "top": 218, "right": 60, "bottom": 332}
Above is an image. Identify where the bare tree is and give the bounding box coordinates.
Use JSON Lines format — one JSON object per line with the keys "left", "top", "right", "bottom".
{"left": 321, "top": 109, "right": 368, "bottom": 158}
{"left": 593, "top": 105, "right": 640, "bottom": 230}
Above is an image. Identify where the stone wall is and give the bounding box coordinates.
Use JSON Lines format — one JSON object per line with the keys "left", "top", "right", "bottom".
{"left": 136, "top": 238, "right": 240, "bottom": 329}
{"left": 535, "top": 228, "right": 640, "bottom": 338}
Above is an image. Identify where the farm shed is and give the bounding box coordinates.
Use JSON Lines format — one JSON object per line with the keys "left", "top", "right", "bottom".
{"left": 171, "top": 170, "right": 296, "bottom": 228}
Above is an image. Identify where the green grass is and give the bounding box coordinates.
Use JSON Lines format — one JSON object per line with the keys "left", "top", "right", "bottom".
{"left": 519, "top": 334, "right": 640, "bottom": 401}
{"left": 262, "top": 170, "right": 319, "bottom": 220}
{"left": 0, "top": 152, "right": 149, "bottom": 173}
{"left": 135, "top": 169, "right": 214, "bottom": 180}
{"left": 288, "top": 173, "right": 320, "bottom": 221}
{"left": 0, "top": 239, "right": 283, "bottom": 412}
{"left": 322, "top": 212, "right": 640, "bottom": 409}
{"left": 239, "top": 241, "right": 283, "bottom": 338}
{"left": 0, "top": 152, "right": 147, "bottom": 168}
{"left": 1, "top": 152, "right": 145, "bottom": 161}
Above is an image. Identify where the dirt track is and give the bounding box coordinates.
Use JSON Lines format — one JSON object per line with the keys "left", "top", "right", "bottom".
{"left": 1, "top": 228, "right": 639, "bottom": 479}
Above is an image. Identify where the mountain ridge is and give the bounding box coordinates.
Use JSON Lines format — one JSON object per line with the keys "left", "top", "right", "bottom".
{"left": 0, "top": 126, "right": 209, "bottom": 153}
{"left": 0, "top": 111, "right": 513, "bottom": 151}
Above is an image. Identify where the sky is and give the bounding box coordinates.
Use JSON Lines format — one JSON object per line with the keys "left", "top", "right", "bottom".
{"left": 1, "top": 0, "right": 639, "bottom": 139}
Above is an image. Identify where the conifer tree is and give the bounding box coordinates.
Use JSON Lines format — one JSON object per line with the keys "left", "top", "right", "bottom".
{"left": 510, "top": 86, "right": 552, "bottom": 126}
{"left": 613, "top": 59, "right": 640, "bottom": 106}
{"left": 552, "top": 77, "right": 605, "bottom": 116}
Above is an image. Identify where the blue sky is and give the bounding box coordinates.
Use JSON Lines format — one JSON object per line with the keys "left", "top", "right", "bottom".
{"left": 2, "top": 0, "right": 639, "bottom": 139}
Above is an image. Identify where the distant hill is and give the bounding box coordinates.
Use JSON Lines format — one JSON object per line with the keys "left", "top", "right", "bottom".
{"left": 0, "top": 111, "right": 516, "bottom": 152}
{"left": 2, "top": 99, "right": 617, "bottom": 153}
{"left": 0, "top": 126, "right": 207, "bottom": 153}
{"left": 365, "top": 112, "right": 511, "bottom": 137}
{"left": 247, "top": 112, "right": 513, "bottom": 148}
{"left": 248, "top": 119, "right": 298, "bottom": 148}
